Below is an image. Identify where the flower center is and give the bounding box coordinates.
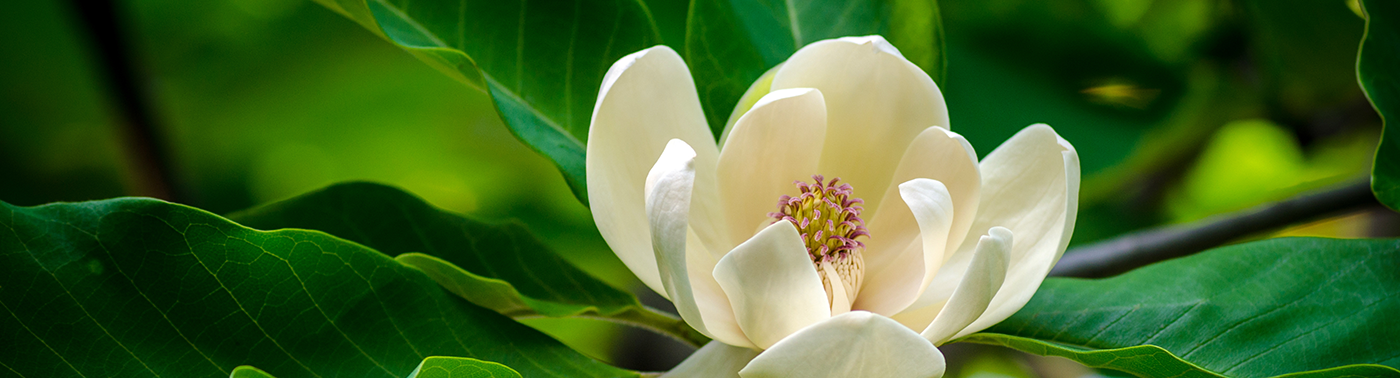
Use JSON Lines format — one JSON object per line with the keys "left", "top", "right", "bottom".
{"left": 769, "top": 175, "right": 869, "bottom": 312}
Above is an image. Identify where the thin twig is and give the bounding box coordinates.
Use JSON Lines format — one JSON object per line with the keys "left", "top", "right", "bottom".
{"left": 67, "top": 0, "right": 180, "bottom": 201}
{"left": 1050, "top": 180, "right": 1380, "bottom": 278}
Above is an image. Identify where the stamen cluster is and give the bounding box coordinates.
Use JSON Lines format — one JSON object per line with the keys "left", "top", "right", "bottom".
{"left": 769, "top": 175, "right": 870, "bottom": 263}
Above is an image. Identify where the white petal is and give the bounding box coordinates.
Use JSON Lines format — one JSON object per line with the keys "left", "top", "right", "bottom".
{"left": 771, "top": 36, "right": 950, "bottom": 215}
{"left": 588, "top": 46, "right": 728, "bottom": 298}
{"left": 648, "top": 139, "right": 755, "bottom": 348}
{"left": 646, "top": 139, "right": 709, "bottom": 334}
{"left": 716, "top": 88, "right": 827, "bottom": 249}
{"left": 739, "top": 312, "right": 945, "bottom": 378}
{"left": 663, "top": 341, "right": 760, "bottom": 378}
{"left": 865, "top": 127, "right": 981, "bottom": 272}
{"left": 961, "top": 125, "right": 1078, "bottom": 334}
{"left": 714, "top": 221, "right": 830, "bottom": 349}
{"left": 922, "top": 227, "right": 1011, "bottom": 345}
{"left": 904, "top": 124, "right": 1079, "bottom": 334}
{"left": 853, "top": 178, "right": 954, "bottom": 316}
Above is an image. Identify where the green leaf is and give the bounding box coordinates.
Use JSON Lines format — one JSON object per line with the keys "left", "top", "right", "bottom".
{"left": 1360, "top": 0, "right": 1400, "bottom": 211}
{"left": 227, "top": 182, "right": 707, "bottom": 346}
{"left": 408, "top": 357, "right": 523, "bottom": 378}
{"left": 962, "top": 237, "right": 1400, "bottom": 377}
{"left": 310, "top": 0, "right": 944, "bottom": 203}
{"left": 0, "top": 198, "right": 635, "bottom": 377}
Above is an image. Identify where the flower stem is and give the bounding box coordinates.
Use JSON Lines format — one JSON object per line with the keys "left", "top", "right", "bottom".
{"left": 1051, "top": 180, "right": 1381, "bottom": 278}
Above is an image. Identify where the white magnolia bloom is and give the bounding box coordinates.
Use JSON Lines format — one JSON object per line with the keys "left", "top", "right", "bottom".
{"left": 587, "top": 35, "right": 1079, "bottom": 378}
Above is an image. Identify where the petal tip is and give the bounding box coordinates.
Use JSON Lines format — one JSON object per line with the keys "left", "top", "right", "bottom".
{"left": 751, "top": 87, "right": 825, "bottom": 110}
{"left": 837, "top": 35, "right": 904, "bottom": 59}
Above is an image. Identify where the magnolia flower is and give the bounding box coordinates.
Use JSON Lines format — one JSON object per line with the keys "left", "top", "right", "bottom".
{"left": 587, "top": 35, "right": 1079, "bottom": 378}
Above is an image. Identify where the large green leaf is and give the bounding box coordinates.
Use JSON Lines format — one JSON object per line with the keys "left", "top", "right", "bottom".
{"left": 310, "top": 0, "right": 943, "bottom": 203}
{"left": 228, "top": 182, "right": 706, "bottom": 345}
{"left": 1360, "top": 0, "right": 1400, "bottom": 211}
{"left": 963, "top": 237, "right": 1400, "bottom": 377}
{"left": 0, "top": 198, "right": 634, "bottom": 377}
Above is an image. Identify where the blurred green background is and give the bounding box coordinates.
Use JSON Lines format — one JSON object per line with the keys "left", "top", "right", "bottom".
{"left": 1, "top": 0, "right": 1393, "bottom": 375}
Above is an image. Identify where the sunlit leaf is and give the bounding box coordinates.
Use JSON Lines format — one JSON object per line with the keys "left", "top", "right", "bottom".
{"left": 1359, "top": 0, "right": 1400, "bottom": 211}
{"left": 964, "top": 237, "right": 1400, "bottom": 377}
{"left": 0, "top": 198, "right": 634, "bottom": 377}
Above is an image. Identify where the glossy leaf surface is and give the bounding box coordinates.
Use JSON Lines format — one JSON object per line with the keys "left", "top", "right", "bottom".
{"left": 0, "top": 198, "right": 634, "bottom": 377}
{"left": 968, "top": 237, "right": 1400, "bottom": 378}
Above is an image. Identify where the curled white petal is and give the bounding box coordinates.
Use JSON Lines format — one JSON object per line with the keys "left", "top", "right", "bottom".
{"left": 854, "top": 178, "right": 955, "bottom": 315}
{"left": 921, "top": 227, "right": 1011, "bottom": 345}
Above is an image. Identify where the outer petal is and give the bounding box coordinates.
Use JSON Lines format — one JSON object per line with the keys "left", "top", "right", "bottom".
{"left": 739, "top": 312, "right": 945, "bottom": 378}
{"left": 716, "top": 88, "right": 827, "bottom": 249}
{"left": 588, "top": 46, "right": 728, "bottom": 297}
{"left": 771, "top": 36, "right": 950, "bottom": 215}
{"left": 921, "top": 227, "right": 1011, "bottom": 345}
{"left": 663, "top": 341, "right": 760, "bottom": 378}
{"left": 713, "top": 221, "right": 830, "bottom": 349}
{"left": 853, "top": 178, "right": 954, "bottom": 316}
{"left": 903, "top": 124, "right": 1079, "bottom": 334}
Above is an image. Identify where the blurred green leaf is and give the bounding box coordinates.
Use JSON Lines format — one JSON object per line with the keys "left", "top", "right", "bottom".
{"left": 1242, "top": 0, "right": 1366, "bottom": 118}
{"left": 408, "top": 357, "right": 523, "bottom": 378}
{"left": 0, "top": 198, "right": 634, "bottom": 377}
{"left": 1165, "top": 119, "right": 1372, "bottom": 222}
{"left": 966, "top": 237, "right": 1400, "bottom": 377}
{"left": 310, "top": 0, "right": 944, "bottom": 203}
{"left": 1360, "top": 0, "right": 1400, "bottom": 211}
{"left": 227, "top": 182, "right": 706, "bottom": 346}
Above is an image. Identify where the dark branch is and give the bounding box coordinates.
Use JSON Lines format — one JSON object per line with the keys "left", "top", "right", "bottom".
{"left": 1051, "top": 180, "right": 1379, "bottom": 278}
{"left": 67, "top": 0, "right": 181, "bottom": 201}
